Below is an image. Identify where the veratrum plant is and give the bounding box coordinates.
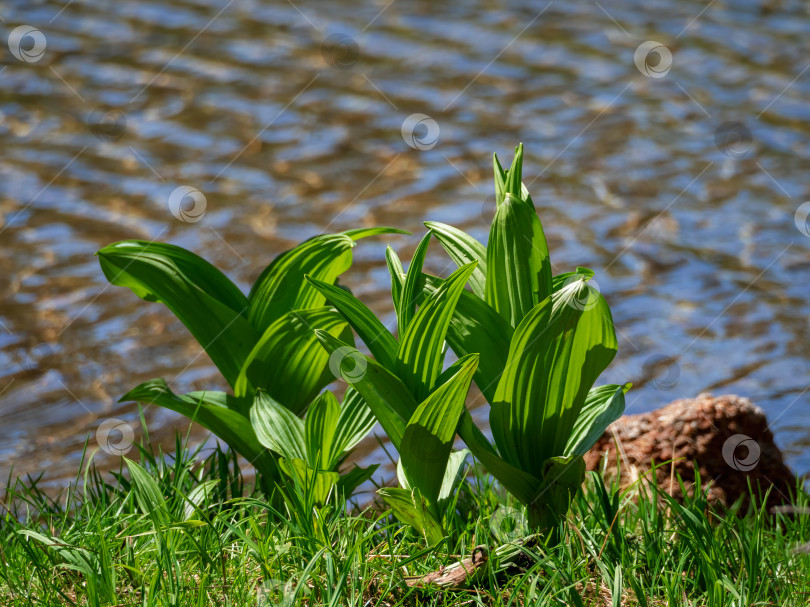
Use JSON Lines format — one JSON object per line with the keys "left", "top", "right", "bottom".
{"left": 309, "top": 252, "right": 480, "bottom": 545}
{"left": 420, "top": 144, "right": 631, "bottom": 531}
{"left": 97, "top": 228, "right": 403, "bottom": 493}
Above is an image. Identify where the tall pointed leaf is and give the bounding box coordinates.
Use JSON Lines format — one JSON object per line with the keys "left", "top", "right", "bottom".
{"left": 485, "top": 193, "right": 552, "bottom": 328}
{"left": 250, "top": 390, "right": 306, "bottom": 462}
{"left": 306, "top": 276, "right": 398, "bottom": 370}
{"left": 493, "top": 153, "right": 506, "bottom": 205}
{"left": 385, "top": 246, "right": 405, "bottom": 313}
{"left": 422, "top": 275, "right": 512, "bottom": 403}
{"left": 315, "top": 331, "right": 416, "bottom": 448}
{"left": 330, "top": 387, "right": 377, "bottom": 462}
{"left": 395, "top": 262, "right": 478, "bottom": 402}
{"left": 565, "top": 383, "right": 630, "bottom": 457}
{"left": 234, "top": 307, "right": 352, "bottom": 413}
{"left": 399, "top": 354, "right": 478, "bottom": 505}
{"left": 423, "top": 221, "right": 487, "bottom": 299}
{"left": 98, "top": 241, "right": 257, "bottom": 389}
{"left": 490, "top": 277, "right": 618, "bottom": 478}
{"left": 504, "top": 143, "right": 525, "bottom": 201}
{"left": 397, "top": 233, "right": 432, "bottom": 337}
{"left": 305, "top": 391, "right": 340, "bottom": 469}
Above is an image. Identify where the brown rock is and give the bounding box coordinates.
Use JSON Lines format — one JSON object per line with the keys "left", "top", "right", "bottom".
{"left": 584, "top": 393, "right": 798, "bottom": 509}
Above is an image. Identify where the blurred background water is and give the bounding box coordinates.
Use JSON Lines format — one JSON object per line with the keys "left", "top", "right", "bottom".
{"left": 1, "top": 0, "right": 809, "bottom": 489}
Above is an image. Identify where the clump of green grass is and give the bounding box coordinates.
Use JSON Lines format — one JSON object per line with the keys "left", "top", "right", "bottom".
{"left": 1, "top": 429, "right": 808, "bottom": 606}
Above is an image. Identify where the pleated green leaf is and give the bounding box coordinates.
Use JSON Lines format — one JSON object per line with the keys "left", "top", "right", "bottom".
{"left": 315, "top": 330, "right": 416, "bottom": 449}
{"left": 495, "top": 143, "right": 535, "bottom": 208}
{"left": 565, "top": 383, "right": 630, "bottom": 457}
{"left": 250, "top": 390, "right": 306, "bottom": 462}
{"left": 330, "top": 387, "right": 377, "bottom": 462}
{"left": 304, "top": 391, "right": 340, "bottom": 470}
{"left": 397, "top": 233, "right": 432, "bottom": 338}
{"left": 399, "top": 354, "right": 479, "bottom": 505}
{"left": 247, "top": 228, "right": 405, "bottom": 333}
{"left": 97, "top": 241, "right": 257, "bottom": 389}
{"left": 395, "top": 262, "right": 478, "bottom": 402}
{"left": 378, "top": 487, "right": 445, "bottom": 546}
{"left": 341, "top": 227, "right": 410, "bottom": 240}
{"left": 490, "top": 277, "right": 618, "bottom": 478}
{"left": 422, "top": 275, "right": 512, "bottom": 404}
{"left": 504, "top": 143, "right": 525, "bottom": 203}
{"left": 120, "top": 379, "right": 277, "bottom": 480}
{"left": 234, "top": 307, "right": 352, "bottom": 413}
{"left": 247, "top": 234, "right": 355, "bottom": 333}
{"left": 493, "top": 153, "right": 507, "bottom": 205}
{"left": 485, "top": 192, "right": 552, "bottom": 328}
{"left": 306, "top": 276, "right": 398, "bottom": 370}
{"left": 183, "top": 479, "right": 221, "bottom": 521}
{"left": 437, "top": 449, "right": 470, "bottom": 505}
{"left": 385, "top": 245, "right": 405, "bottom": 313}
{"left": 423, "top": 221, "right": 487, "bottom": 299}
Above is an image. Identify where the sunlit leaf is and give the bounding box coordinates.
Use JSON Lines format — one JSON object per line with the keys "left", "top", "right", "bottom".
{"left": 306, "top": 276, "right": 398, "bottom": 370}
{"left": 248, "top": 228, "right": 405, "bottom": 333}
{"left": 235, "top": 307, "right": 352, "bottom": 413}
{"left": 490, "top": 277, "right": 618, "bottom": 478}
{"left": 399, "top": 354, "right": 478, "bottom": 505}
{"left": 378, "top": 487, "right": 445, "bottom": 546}
{"left": 250, "top": 390, "right": 306, "bottom": 462}
{"left": 98, "top": 241, "right": 257, "bottom": 389}
{"left": 304, "top": 391, "right": 340, "bottom": 470}
{"left": 315, "top": 331, "right": 416, "bottom": 448}
{"left": 485, "top": 193, "right": 552, "bottom": 328}
{"left": 422, "top": 274, "right": 511, "bottom": 403}
{"left": 395, "top": 262, "right": 478, "bottom": 402}
{"left": 424, "top": 221, "right": 487, "bottom": 299}
{"left": 565, "top": 383, "right": 630, "bottom": 457}
{"left": 397, "top": 232, "right": 432, "bottom": 337}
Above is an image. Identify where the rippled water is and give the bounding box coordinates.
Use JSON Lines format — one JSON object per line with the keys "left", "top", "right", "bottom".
{"left": 2, "top": 0, "right": 810, "bottom": 488}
